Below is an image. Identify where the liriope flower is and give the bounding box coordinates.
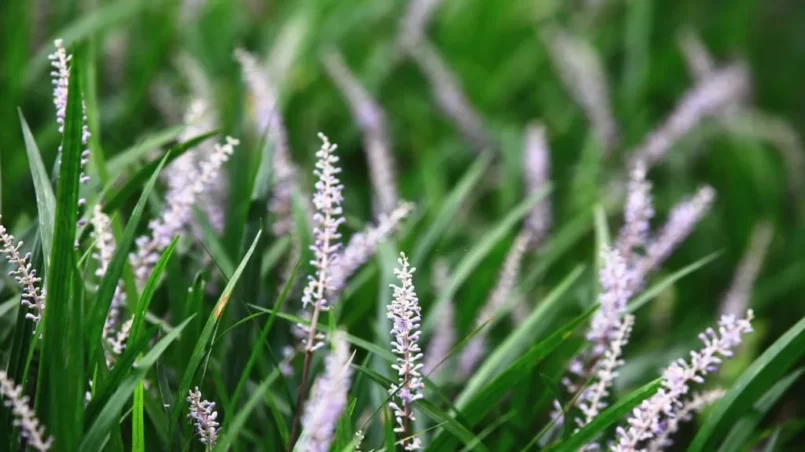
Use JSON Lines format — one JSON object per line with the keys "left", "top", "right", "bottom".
{"left": 329, "top": 201, "right": 414, "bottom": 295}
{"left": 629, "top": 63, "right": 750, "bottom": 169}
{"left": 235, "top": 48, "right": 300, "bottom": 236}
{"left": 523, "top": 122, "right": 552, "bottom": 246}
{"left": 0, "top": 217, "right": 47, "bottom": 326}
{"left": 720, "top": 222, "right": 773, "bottom": 317}
{"left": 678, "top": 30, "right": 716, "bottom": 82}
{"left": 616, "top": 162, "right": 654, "bottom": 261}
{"left": 387, "top": 252, "right": 424, "bottom": 450}
{"left": 397, "top": 0, "right": 444, "bottom": 53}
{"left": 187, "top": 387, "right": 220, "bottom": 447}
{"left": 459, "top": 230, "right": 531, "bottom": 377}
{"left": 636, "top": 186, "right": 716, "bottom": 284}
{"left": 131, "top": 136, "right": 240, "bottom": 288}
{"left": 298, "top": 331, "right": 353, "bottom": 452}
{"left": 409, "top": 41, "right": 492, "bottom": 152}
{"left": 0, "top": 370, "right": 53, "bottom": 451}
{"left": 612, "top": 310, "right": 754, "bottom": 451}
{"left": 354, "top": 429, "right": 366, "bottom": 452}
{"left": 324, "top": 52, "right": 399, "bottom": 214}
{"left": 587, "top": 247, "right": 636, "bottom": 355}
{"left": 577, "top": 314, "right": 635, "bottom": 430}
{"left": 647, "top": 388, "right": 726, "bottom": 451}
{"left": 49, "top": 39, "right": 92, "bottom": 224}
{"left": 90, "top": 205, "right": 128, "bottom": 343}
{"left": 422, "top": 260, "right": 455, "bottom": 378}
{"left": 300, "top": 133, "right": 345, "bottom": 351}
{"left": 541, "top": 26, "right": 618, "bottom": 154}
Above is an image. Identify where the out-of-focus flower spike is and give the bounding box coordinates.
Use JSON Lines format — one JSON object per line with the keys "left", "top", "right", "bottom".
{"left": 323, "top": 52, "right": 399, "bottom": 214}
{"left": 523, "top": 122, "right": 552, "bottom": 247}
{"left": 612, "top": 310, "right": 753, "bottom": 451}
{"left": 387, "top": 253, "right": 424, "bottom": 450}
{"left": 300, "top": 133, "right": 345, "bottom": 351}
{"left": 459, "top": 230, "right": 531, "bottom": 377}
{"left": 0, "top": 370, "right": 53, "bottom": 451}
{"left": 629, "top": 63, "right": 750, "bottom": 169}
{"left": 720, "top": 222, "right": 773, "bottom": 317}
{"left": 90, "top": 205, "right": 128, "bottom": 342}
{"left": 615, "top": 162, "right": 654, "bottom": 260}
{"left": 397, "top": 0, "right": 445, "bottom": 53}
{"left": 235, "top": 48, "right": 300, "bottom": 236}
{"left": 298, "top": 331, "right": 353, "bottom": 452}
{"left": 636, "top": 186, "right": 716, "bottom": 285}
{"left": 647, "top": 388, "right": 726, "bottom": 451}
{"left": 576, "top": 315, "right": 635, "bottom": 430}
{"left": 329, "top": 201, "right": 414, "bottom": 295}
{"left": 131, "top": 136, "right": 239, "bottom": 288}
{"left": 678, "top": 29, "right": 716, "bottom": 82}
{"left": 587, "top": 247, "right": 635, "bottom": 354}
{"left": 0, "top": 217, "right": 47, "bottom": 327}
{"left": 541, "top": 26, "right": 619, "bottom": 154}
{"left": 409, "top": 41, "right": 493, "bottom": 153}
{"left": 422, "top": 259, "right": 455, "bottom": 378}
{"left": 187, "top": 387, "right": 220, "bottom": 447}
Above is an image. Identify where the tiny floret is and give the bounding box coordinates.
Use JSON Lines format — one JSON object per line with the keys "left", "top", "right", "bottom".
{"left": 0, "top": 217, "right": 47, "bottom": 327}
{"left": 0, "top": 370, "right": 53, "bottom": 450}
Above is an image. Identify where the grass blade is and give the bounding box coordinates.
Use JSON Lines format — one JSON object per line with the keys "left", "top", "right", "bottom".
{"left": 213, "top": 374, "right": 274, "bottom": 452}
{"left": 42, "top": 46, "right": 85, "bottom": 450}
{"left": 132, "top": 381, "right": 145, "bottom": 452}
{"left": 18, "top": 110, "right": 56, "bottom": 260}
{"left": 628, "top": 251, "right": 722, "bottom": 313}
{"left": 688, "top": 314, "right": 805, "bottom": 452}
{"left": 81, "top": 317, "right": 194, "bottom": 451}
{"left": 168, "top": 231, "right": 263, "bottom": 442}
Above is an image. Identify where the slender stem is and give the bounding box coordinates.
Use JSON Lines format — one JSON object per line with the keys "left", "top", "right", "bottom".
{"left": 289, "top": 348, "right": 313, "bottom": 450}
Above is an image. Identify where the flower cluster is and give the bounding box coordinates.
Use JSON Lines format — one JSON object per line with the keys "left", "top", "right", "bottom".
{"left": 629, "top": 63, "right": 750, "bottom": 169}
{"left": 131, "top": 136, "right": 239, "bottom": 287}
{"left": 616, "top": 162, "right": 654, "bottom": 260}
{"left": 647, "top": 388, "right": 726, "bottom": 451}
{"left": 542, "top": 26, "right": 618, "bottom": 154}
{"left": 187, "top": 387, "right": 220, "bottom": 447}
{"left": 612, "top": 310, "right": 754, "bottom": 451}
{"left": 387, "top": 253, "right": 424, "bottom": 450}
{"left": 235, "top": 48, "right": 299, "bottom": 236}
{"left": 409, "top": 41, "right": 492, "bottom": 152}
{"left": 324, "top": 52, "right": 399, "bottom": 214}
{"left": 0, "top": 370, "right": 53, "bottom": 451}
{"left": 523, "top": 122, "right": 552, "bottom": 246}
{"left": 49, "top": 39, "right": 92, "bottom": 223}
{"left": 328, "top": 201, "right": 415, "bottom": 294}
{"left": 298, "top": 331, "right": 353, "bottom": 452}
{"left": 0, "top": 218, "right": 47, "bottom": 327}
{"left": 300, "top": 134, "right": 345, "bottom": 351}
{"left": 90, "top": 205, "right": 128, "bottom": 346}
{"left": 460, "top": 230, "right": 531, "bottom": 376}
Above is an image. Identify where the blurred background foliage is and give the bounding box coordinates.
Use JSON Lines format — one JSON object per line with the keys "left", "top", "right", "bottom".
{"left": 1, "top": 0, "right": 805, "bottom": 449}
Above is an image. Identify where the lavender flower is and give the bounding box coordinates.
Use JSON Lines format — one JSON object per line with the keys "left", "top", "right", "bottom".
{"left": 422, "top": 260, "right": 455, "bottom": 378}
{"left": 720, "top": 222, "right": 773, "bottom": 317}
{"left": 459, "top": 230, "right": 531, "bottom": 377}
{"left": 678, "top": 30, "right": 716, "bottom": 82}
{"left": 612, "top": 310, "right": 754, "bottom": 451}
{"left": 0, "top": 370, "right": 53, "bottom": 451}
{"left": 387, "top": 252, "right": 424, "bottom": 450}
{"left": 49, "top": 39, "right": 92, "bottom": 223}
{"left": 0, "top": 217, "right": 47, "bottom": 326}
{"left": 354, "top": 429, "right": 366, "bottom": 452}
{"left": 577, "top": 315, "right": 635, "bottom": 429}
{"left": 409, "top": 41, "right": 492, "bottom": 152}
{"left": 187, "top": 387, "right": 220, "bottom": 447}
{"left": 523, "top": 122, "right": 552, "bottom": 246}
{"left": 397, "top": 0, "right": 444, "bottom": 53}
{"left": 108, "top": 317, "right": 134, "bottom": 355}
{"left": 629, "top": 63, "right": 750, "bottom": 169}
{"left": 636, "top": 186, "right": 716, "bottom": 284}
{"left": 329, "top": 201, "right": 414, "bottom": 294}
{"left": 587, "top": 247, "right": 635, "bottom": 354}
{"left": 616, "top": 162, "right": 654, "bottom": 260}
{"left": 324, "top": 52, "right": 399, "bottom": 214}
{"left": 90, "top": 205, "right": 128, "bottom": 343}
{"left": 131, "top": 136, "right": 240, "bottom": 288}
{"left": 235, "top": 48, "right": 300, "bottom": 236}
{"left": 647, "top": 389, "right": 726, "bottom": 451}
{"left": 298, "top": 331, "right": 353, "bottom": 452}
{"left": 542, "top": 26, "right": 619, "bottom": 154}
{"left": 300, "top": 134, "right": 345, "bottom": 351}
